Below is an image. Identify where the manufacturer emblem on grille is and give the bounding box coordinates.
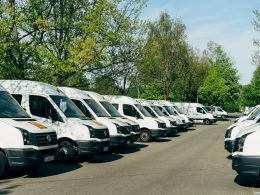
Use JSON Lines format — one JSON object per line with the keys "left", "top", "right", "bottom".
{"left": 104, "top": 130, "right": 108, "bottom": 137}
{"left": 46, "top": 135, "right": 52, "bottom": 142}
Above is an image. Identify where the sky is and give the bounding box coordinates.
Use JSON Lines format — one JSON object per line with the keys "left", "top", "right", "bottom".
{"left": 141, "top": 0, "right": 259, "bottom": 85}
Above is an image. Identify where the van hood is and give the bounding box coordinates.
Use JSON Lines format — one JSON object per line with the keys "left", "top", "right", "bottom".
{"left": 0, "top": 118, "right": 55, "bottom": 134}
{"left": 236, "top": 123, "right": 260, "bottom": 138}
{"left": 117, "top": 117, "right": 139, "bottom": 126}
{"left": 98, "top": 117, "right": 129, "bottom": 127}
{"left": 68, "top": 118, "right": 107, "bottom": 129}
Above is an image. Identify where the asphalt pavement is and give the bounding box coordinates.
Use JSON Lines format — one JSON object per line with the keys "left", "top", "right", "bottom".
{"left": 1, "top": 121, "right": 260, "bottom": 195}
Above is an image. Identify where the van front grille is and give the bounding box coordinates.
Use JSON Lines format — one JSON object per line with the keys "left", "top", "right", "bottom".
{"left": 93, "top": 128, "right": 110, "bottom": 139}
{"left": 35, "top": 132, "right": 58, "bottom": 146}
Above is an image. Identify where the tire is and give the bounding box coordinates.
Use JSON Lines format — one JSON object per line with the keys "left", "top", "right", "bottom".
{"left": 57, "top": 141, "right": 77, "bottom": 163}
{"left": 0, "top": 151, "right": 8, "bottom": 179}
{"left": 140, "top": 130, "right": 152, "bottom": 142}
{"left": 204, "top": 119, "right": 211, "bottom": 125}
{"left": 221, "top": 115, "right": 226, "bottom": 119}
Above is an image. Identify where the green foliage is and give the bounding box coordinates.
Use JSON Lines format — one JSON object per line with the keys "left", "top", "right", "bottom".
{"left": 200, "top": 42, "right": 240, "bottom": 111}
{"left": 241, "top": 66, "right": 260, "bottom": 106}
{"left": 198, "top": 70, "right": 229, "bottom": 107}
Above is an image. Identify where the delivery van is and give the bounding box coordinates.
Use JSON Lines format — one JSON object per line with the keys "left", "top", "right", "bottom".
{"left": 58, "top": 87, "right": 132, "bottom": 148}
{"left": 205, "top": 106, "right": 228, "bottom": 119}
{"left": 136, "top": 99, "right": 177, "bottom": 135}
{"left": 232, "top": 124, "right": 260, "bottom": 177}
{"left": 0, "top": 80, "right": 110, "bottom": 162}
{"left": 151, "top": 100, "right": 189, "bottom": 129}
{"left": 84, "top": 91, "right": 140, "bottom": 143}
{"left": 174, "top": 102, "right": 216, "bottom": 125}
{"left": 224, "top": 109, "right": 260, "bottom": 153}
{"left": 104, "top": 96, "right": 167, "bottom": 142}
{"left": 0, "top": 84, "right": 58, "bottom": 178}
{"left": 234, "top": 105, "right": 260, "bottom": 123}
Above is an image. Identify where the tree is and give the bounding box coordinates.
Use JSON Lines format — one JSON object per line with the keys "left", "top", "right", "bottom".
{"left": 138, "top": 11, "right": 187, "bottom": 100}
{"left": 198, "top": 70, "right": 229, "bottom": 107}
{"left": 241, "top": 66, "right": 260, "bottom": 106}
{"left": 203, "top": 42, "right": 240, "bottom": 111}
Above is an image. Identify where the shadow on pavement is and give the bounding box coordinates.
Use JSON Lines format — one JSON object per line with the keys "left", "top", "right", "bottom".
{"left": 0, "top": 180, "right": 19, "bottom": 195}
{"left": 167, "top": 134, "right": 181, "bottom": 138}
{"left": 26, "top": 162, "right": 82, "bottom": 178}
{"left": 234, "top": 175, "right": 260, "bottom": 188}
{"left": 154, "top": 138, "right": 172, "bottom": 142}
{"left": 89, "top": 153, "right": 123, "bottom": 164}
{"left": 115, "top": 143, "right": 148, "bottom": 154}
{"left": 226, "top": 155, "right": 232, "bottom": 160}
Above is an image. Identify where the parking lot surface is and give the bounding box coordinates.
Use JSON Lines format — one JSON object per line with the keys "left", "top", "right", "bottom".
{"left": 1, "top": 121, "right": 260, "bottom": 195}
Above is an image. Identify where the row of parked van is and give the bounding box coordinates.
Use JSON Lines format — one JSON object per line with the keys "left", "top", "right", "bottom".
{"left": 224, "top": 106, "right": 260, "bottom": 177}
{"left": 0, "top": 80, "right": 219, "bottom": 178}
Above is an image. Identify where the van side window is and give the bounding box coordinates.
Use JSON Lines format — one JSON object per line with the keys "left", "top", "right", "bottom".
{"left": 123, "top": 104, "right": 139, "bottom": 117}
{"left": 196, "top": 107, "right": 205, "bottom": 114}
{"left": 143, "top": 106, "right": 156, "bottom": 117}
{"left": 12, "top": 94, "right": 22, "bottom": 105}
{"left": 29, "top": 95, "right": 63, "bottom": 122}
{"left": 72, "top": 99, "right": 93, "bottom": 119}
{"left": 112, "top": 103, "right": 119, "bottom": 110}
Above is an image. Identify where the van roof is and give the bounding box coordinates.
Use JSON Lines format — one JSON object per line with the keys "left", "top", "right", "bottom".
{"left": 0, "top": 80, "right": 64, "bottom": 96}
{"left": 85, "top": 91, "right": 106, "bottom": 101}
{"left": 104, "top": 95, "right": 138, "bottom": 105}
{"left": 0, "top": 84, "right": 6, "bottom": 91}
{"left": 58, "top": 87, "right": 91, "bottom": 100}
{"left": 136, "top": 99, "right": 152, "bottom": 106}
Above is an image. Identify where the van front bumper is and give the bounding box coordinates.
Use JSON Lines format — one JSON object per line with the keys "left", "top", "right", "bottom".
{"left": 130, "top": 132, "right": 141, "bottom": 143}
{"left": 211, "top": 118, "right": 217, "bottom": 123}
{"left": 5, "top": 147, "right": 57, "bottom": 169}
{"left": 110, "top": 135, "right": 131, "bottom": 148}
{"left": 232, "top": 155, "right": 260, "bottom": 177}
{"left": 224, "top": 140, "right": 234, "bottom": 153}
{"left": 166, "top": 127, "right": 178, "bottom": 135}
{"left": 77, "top": 140, "right": 110, "bottom": 155}
{"left": 176, "top": 123, "right": 187, "bottom": 130}
{"left": 151, "top": 129, "right": 167, "bottom": 138}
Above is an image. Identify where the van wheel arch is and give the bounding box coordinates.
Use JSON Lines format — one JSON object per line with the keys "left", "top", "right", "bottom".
{"left": 204, "top": 119, "right": 211, "bottom": 125}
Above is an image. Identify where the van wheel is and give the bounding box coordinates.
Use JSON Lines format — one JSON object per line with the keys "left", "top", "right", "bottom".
{"left": 0, "top": 151, "right": 8, "bottom": 179}
{"left": 221, "top": 115, "right": 226, "bottom": 119}
{"left": 57, "top": 141, "right": 77, "bottom": 163}
{"left": 204, "top": 119, "right": 211, "bottom": 125}
{"left": 140, "top": 130, "right": 152, "bottom": 142}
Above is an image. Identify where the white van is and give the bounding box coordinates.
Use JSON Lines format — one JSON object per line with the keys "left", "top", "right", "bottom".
{"left": 205, "top": 106, "right": 228, "bottom": 119}
{"left": 232, "top": 124, "right": 260, "bottom": 177}
{"left": 224, "top": 109, "right": 260, "bottom": 153}
{"left": 136, "top": 99, "right": 177, "bottom": 135}
{"left": 58, "top": 87, "right": 132, "bottom": 148}
{"left": 104, "top": 96, "right": 167, "bottom": 142}
{"left": 174, "top": 102, "right": 216, "bottom": 125}
{"left": 234, "top": 105, "right": 260, "bottom": 123}
{"left": 151, "top": 100, "right": 190, "bottom": 129}
{"left": 84, "top": 91, "right": 141, "bottom": 143}
{"left": 0, "top": 84, "right": 58, "bottom": 178}
{"left": 0, "top": 80, "right": 110, "bottom": 162}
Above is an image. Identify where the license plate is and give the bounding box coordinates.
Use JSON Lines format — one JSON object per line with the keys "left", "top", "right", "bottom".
{"left": 44, "top": 156, "right": 54, "bottom": 162}
{"left": 127, "top": 140, "right": 131, "bottom": 144}
{"left": 103, "top": 146, "right": 109, "bottom": 152}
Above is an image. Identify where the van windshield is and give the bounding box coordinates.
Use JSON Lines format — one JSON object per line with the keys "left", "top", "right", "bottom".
{"left": 164, "top": 106, "right": 176, "bottom": 115}
{"left": 100, "top": 101, "right": 122, "bottom": 117}
{"left": 151, "top": 106, "right": 165, "bottom": 116}
{"left": 173, "top": 105, "right": 183, "bottom": 114}
{"left": 135, "top": 104, "right": 152, "bottom": 117}
{"left": 50, "top": 96, "right": 87, "bottom": 119}
{"left": 0, "top": 91, "right": 30, "bottom": 118}
{"left": 202, "top": 107, "right": 210, "bottom": 113}
{"left": 84, "top": 99, "right": 110, "bottom": 117}
{"left": 248, "top": 108, "right": 260, "bottom": 120}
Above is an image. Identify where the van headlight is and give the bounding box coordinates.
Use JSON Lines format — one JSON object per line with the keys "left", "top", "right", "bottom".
{"left": 225, "top": 126, "right": 235, "bottom": 138}
{"left": 87, "top": 126, "right": 95, "bottom": 138}
{"left": 115, "top": 124, "right": 122, "bottom": 134}
{"left": 237, "top": 132, "right": 253, "bottom": 152}
{"left": 170, "top": 121, "right": 177, "bottom": 126}
{"left": 17, "top": 128, "right": 34, "bottom": 145}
